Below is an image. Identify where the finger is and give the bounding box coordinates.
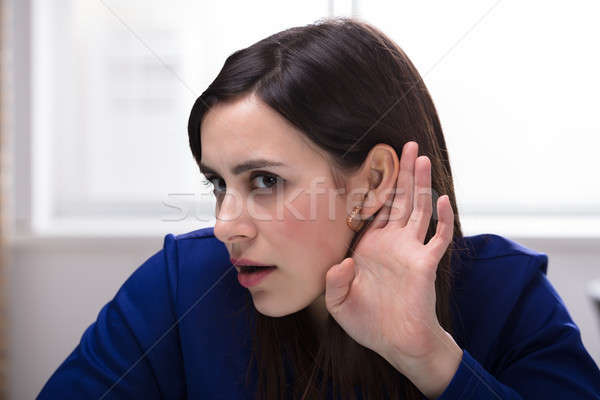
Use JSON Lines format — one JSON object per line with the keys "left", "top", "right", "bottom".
{"left": 389, "top": 141, "right": 418, "bottom": 226}
{"left": 407, "top": 156, "right": 433, "bottom": 243}
{"left": 325, "top": 258, "right": 355, "bottom": 314}
{"left": 426, "top": 195, "right": 455, "bottom": 260}
{"left": 369, "top": 192, "right": 392, "bottom": 229}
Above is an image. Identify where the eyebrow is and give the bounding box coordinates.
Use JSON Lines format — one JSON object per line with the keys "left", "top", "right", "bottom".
{"left": 199, "top": 159, "right": 288, "bottom": 176}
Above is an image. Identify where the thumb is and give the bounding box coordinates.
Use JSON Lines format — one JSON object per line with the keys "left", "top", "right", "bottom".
{"left": 325, "top": 257, "right": 355, "bottom": 312}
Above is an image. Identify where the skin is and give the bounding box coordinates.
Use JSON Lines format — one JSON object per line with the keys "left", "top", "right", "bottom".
{"left": 200, "top": 92, "right": 359, "bottom": 320}
{"left": 200, "top": 92, "right": 461, "bottom": 398}
{"left": 324, "top": 141, "right": 462, "bottom": 398}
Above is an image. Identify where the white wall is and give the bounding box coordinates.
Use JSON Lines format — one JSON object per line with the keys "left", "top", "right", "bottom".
{"left": 6, "top": 234, "right": 600, "bottom": 400}
{"left": 7, "top": 236, "right": 161, "bottom": 400}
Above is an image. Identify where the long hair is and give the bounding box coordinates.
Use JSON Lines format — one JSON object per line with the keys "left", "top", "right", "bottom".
{"left": 188, "top": 16, "right": 466, "bottom": 400}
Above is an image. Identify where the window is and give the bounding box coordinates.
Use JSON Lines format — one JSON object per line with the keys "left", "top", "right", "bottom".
{"left": 12, "top": 0, "right": 329, "bottom": 236}
{"left": 8, "top": 0, "right": 600, "bottom": 237}
{"left": 356, "top": 0, "right": 600, "bottom": 237}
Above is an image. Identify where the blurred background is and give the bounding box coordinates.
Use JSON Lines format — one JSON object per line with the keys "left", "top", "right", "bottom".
{"left": 1, "top": 0, "right": 600, "bottom": 398}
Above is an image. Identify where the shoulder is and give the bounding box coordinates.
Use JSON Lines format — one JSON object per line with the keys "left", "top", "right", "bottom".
{"left": 452, "top": 233, "right": 549, "bottom": 298}
{"left": 161, "top": 226, "right": 231, "bottom": 284}
{"left": 120, "top": 226, "right": 237, "bottom": 320}
{"left": 167, "top": 226, "right": 226, "bottom": 266}
{"left": 453, "top": 231, "right": 550, "bottom": 301}
{"left": 451, "top": 232, "right": 550, "bottom": 312}
{"left": 162, "top": 226, "right": 247, "bottom": 318}
{"left": 163, "top": 226, "right": 252, "bottom": 389}
{"left": 450, "top": 233, "right": 551, "bottom": 361}
{"left": 167, "top": 226, "right": 234, "bottom": 288}
{"left": 173, "top": 226, "right": 218, "bottom": 241}
{"left": 114, "top": 225, "right": 226, "bottom": 314}
{"left": 120, "top": 226, "right": 225, "bottom": 301}
{"left": 450, "top": 234, "right": 600, "bottom": 395}
{"left": 456, "top": 232, "right": 548, "bottom": 270}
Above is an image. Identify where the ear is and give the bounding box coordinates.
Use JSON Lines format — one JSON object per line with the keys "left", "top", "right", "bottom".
{"left": 346, "top": 144, "right": 400, "bottom": 220}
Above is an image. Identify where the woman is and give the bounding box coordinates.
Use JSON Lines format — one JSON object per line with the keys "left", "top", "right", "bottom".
{"left": 39, "top": 17, "right": 600, "bottom": 399}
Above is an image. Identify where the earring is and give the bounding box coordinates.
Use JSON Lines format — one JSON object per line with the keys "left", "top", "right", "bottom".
{"left": 346, "top": 205, "right": 365, "bottom": 232}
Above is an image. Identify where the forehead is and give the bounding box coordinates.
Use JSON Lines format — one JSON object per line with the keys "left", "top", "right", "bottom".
{"left": 200, "top": 94, "right": 327, "bottom": 166}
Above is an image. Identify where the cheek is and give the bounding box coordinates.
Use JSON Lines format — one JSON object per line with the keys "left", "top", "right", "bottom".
{"left": 272, "top": 189, "right": 350, "bottom": 270}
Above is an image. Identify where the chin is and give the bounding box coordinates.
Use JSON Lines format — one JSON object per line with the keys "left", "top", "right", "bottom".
{"left": 251, "top": 296, "right": 299, "bottom": 318}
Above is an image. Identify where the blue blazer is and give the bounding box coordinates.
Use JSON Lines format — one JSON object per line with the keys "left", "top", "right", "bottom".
{"left": 38, "top": 227, "right": 600, "bottom": 399}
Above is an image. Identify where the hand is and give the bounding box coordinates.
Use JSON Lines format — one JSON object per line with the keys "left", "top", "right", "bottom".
{"left": 325, "top": 141, "right": 456, "bottom": 373}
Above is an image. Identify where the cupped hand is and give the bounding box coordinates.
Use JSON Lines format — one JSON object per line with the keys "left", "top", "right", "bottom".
{"left": 325, "top": 141, "right": 455, "bottom": 372}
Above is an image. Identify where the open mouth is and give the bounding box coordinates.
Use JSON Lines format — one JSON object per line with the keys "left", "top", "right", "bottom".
{"left": 239, "top": 265, "right": 277, "bottom": 273}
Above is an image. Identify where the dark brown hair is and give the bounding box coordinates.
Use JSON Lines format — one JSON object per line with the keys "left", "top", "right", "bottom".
{"left": 188, "top": 16, "right": 465, "bottom": 400}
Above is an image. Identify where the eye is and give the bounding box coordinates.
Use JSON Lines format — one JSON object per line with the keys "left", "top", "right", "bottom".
{"left": 201, "top": 175, "right": 225, "bottom": 194}
{"left": 201, "top": 172, "right": 282, "bottom": 195}
{"left": 250, "top": 172, "right": 281, "bottom": 190}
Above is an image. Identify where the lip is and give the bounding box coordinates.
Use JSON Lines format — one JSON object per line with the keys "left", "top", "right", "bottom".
{"left": 237, "top": 267, "right": 276, "bottom": 288}
{"left": 230, "top": 258, "right": 276, "bottom": 268}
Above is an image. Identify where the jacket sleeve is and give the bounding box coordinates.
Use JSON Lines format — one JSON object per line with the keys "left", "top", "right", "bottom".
{"left": 37, "top": 234, "right": 186, "bottom": 399}
{"left": 436, "top": 256, "right": 600, "bottom": 399}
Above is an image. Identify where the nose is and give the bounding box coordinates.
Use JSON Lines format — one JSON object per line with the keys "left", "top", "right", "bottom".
{"left": 213, "top": 190, "right": 256, "bottom": 244}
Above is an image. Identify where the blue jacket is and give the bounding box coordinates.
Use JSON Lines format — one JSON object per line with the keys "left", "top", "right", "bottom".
{"left": 38, "top": 227, "right": 600, "bottom": 399}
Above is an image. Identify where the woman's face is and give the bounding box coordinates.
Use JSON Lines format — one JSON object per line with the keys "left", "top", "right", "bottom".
{"left": 200, "top": 93, "right": 359, "bottom": 318}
